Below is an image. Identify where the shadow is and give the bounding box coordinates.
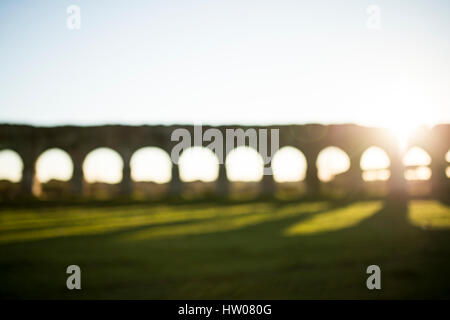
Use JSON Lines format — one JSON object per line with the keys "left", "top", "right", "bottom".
{"left": 0, "top": 201, "right": 278, "bottom": 244}
{"left": 118, "top": 201, "right": 334, "bottom": 241}
{"left": 0, "top": 199, "right": 354, "bottom": 245}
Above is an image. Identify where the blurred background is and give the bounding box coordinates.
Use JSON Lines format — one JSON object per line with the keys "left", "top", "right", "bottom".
{"left": 0, "top": 0, "right": 449, "bottom": 299}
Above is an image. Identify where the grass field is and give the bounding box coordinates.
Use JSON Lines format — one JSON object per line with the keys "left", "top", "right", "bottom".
{"left": 1, "top": 199, "right": 450, "bottom": 299}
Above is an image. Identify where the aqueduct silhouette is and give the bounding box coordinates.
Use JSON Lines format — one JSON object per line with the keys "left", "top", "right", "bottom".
{"left": 0, "top": 123, "right": 448, "bottom": 198}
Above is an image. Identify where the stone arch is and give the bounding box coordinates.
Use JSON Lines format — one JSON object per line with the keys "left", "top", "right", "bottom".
{"left": 83, "top": 147, "right": 124, "bottom": 184}
{"left": 0, "top": 148, "right": 25, "bottom": 198}
{"left": 176, "top": 146, "right": 220, "bottom": 196}
{"left": 0, "top": 149, "right": 24, "bottom": 183}
{"left": 359, "top": 146, "right": 391, "bottom": 196}
{"left": 403, "top": 146, "right": 432, "bottom": 181}
{"left": 34, "top": 148, "right": 74, "bottom": 197}
{"left": 130, "top": 147, "right": 172, "bottom": 197}
{"left": 360, "top": 146, "right": 391, "bottom": 181}
{"left": 403, "top": 146, "right": 432, "bottom": 196}
{"left": 178, "top": 146, "right": 219, "bottom": 183}
{"left": 225, "top": 146, "right": 265, "bottom": 196}
{"left": 35, "top": 148, "right": 74, "bottom": 183}
{"left": 130, "top": 147, "right": 172, "bottom": 183}
{"left": 272, "top": 146, "right": 307, "bottom": 183}
{"left": 271, "top": 146, "right": 308, "bottom": 197}
{"left": 225, "top": 146, "right": 264, "bottom": 182}
{"left": 316, "top": 146, "right": 351, "bottom": 182}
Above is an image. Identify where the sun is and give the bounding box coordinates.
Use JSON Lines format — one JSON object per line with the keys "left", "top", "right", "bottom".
{"left": 382, "top": 113, "right": 431, "bottom": 151}
{"left": 388, "top": 122, "right": 417, "bottom": 151}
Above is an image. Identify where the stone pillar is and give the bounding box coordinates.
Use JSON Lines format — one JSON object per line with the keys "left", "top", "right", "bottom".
{"left": 261, "top": 172, "right": 275, "bottom": 196}
{"left": 71, "top": 162, "right": 84, "bottom": 195}
{"left": 216, "top": 164, "right": 229, "bottom": 196}
{"left": 388, "top": 150, "right": 406, "bottom": 197}
{"left": 347, "top": 152, "right": 364, "bottom": 195}
{"left": 169, "top": 164, "right": 182, "bottom": 195}
{"left": 430, "top": 150, "right": 449, "bottom": 199}
{"left": 304, "top": 151, "right": 320, "bottom": 195}
{"left": 21, "top": 159, "right": 35, "bottom": 196}
{"left": 16, "top": 145, "right": 38, "bottom": 197}
{"left": 120, "top": 153, "right": 133, "bottom": 196}
{"left": 69, "top": 151, "right": 85, "bottom": 196}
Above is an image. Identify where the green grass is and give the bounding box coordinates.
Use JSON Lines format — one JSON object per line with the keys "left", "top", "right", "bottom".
{"left": 0, "top": 199, "right": 449, "bottom": 299}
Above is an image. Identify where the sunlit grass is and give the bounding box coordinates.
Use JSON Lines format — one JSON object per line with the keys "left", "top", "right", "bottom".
{"left": 284, "top": 201, "right": 383, "bottom": 236}
{"left": 0, "top": 203, "right": 275, "bottom": 244}
{"left": 0, "top": 202, "right": 327, "bottom": 244}
{"left": 1, "top": 200, "right": 450, "bottom": 299}
{"left": 408, "top": 200, "right": 450, "bottom": 229}
{"left": 0, "top": 203, "right": 253, "bottom": 232}
{"left": 124, "top": 202, "right": 328, "bottom": 240}
{"left": 1, "top": 200, "right": 449, "bottom": 244}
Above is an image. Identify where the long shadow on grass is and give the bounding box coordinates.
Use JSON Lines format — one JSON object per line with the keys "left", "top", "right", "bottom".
{"left": 115, "top": 200, "right": 351, "bottom": 242}
{"left": 0, "top": 200, "right": 344, "bottom": 245}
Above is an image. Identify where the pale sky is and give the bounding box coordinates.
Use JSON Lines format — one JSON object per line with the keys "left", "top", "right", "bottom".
{"left": 0, "top": 0, "right": 449, "bottom": 128}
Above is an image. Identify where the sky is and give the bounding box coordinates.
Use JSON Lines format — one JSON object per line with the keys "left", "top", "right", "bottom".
{"left": 0, "top": 0, "right": 449, "bottom": 129}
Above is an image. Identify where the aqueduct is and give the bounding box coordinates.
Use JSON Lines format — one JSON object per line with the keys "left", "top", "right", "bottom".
{"left": 0, "top": 123, "right": 448, "bottom": 198}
